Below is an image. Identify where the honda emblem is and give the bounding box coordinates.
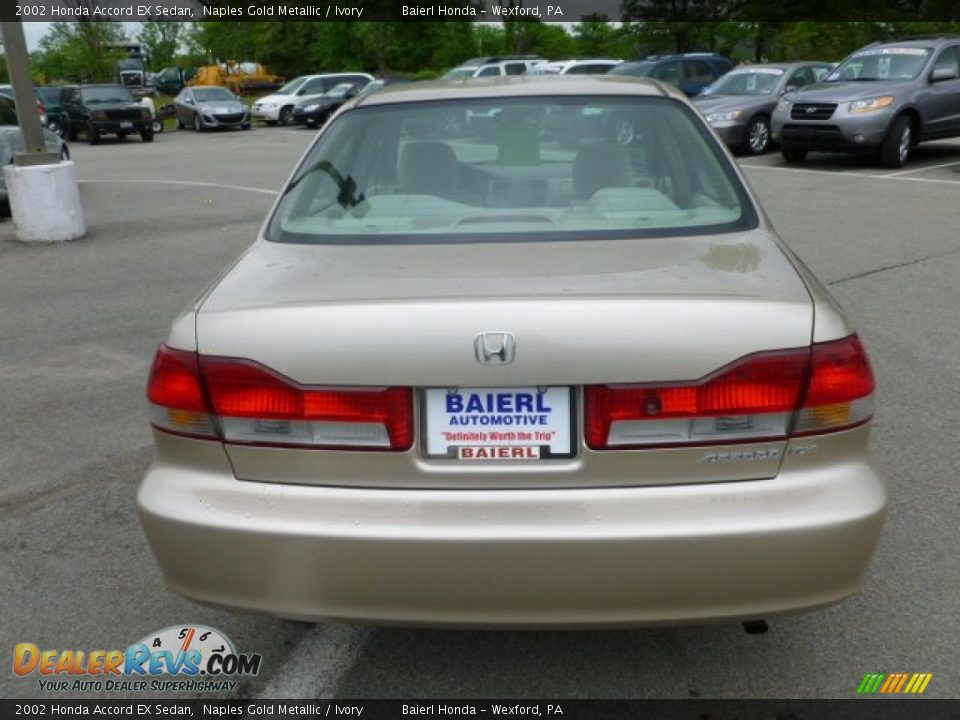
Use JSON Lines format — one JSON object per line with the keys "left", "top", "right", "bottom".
{"left": 474, "top": 332, "right": 516, "bottom": 365}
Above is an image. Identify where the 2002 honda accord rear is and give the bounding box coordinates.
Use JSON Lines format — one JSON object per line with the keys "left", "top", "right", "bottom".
{"left": 138, "top": 77, "right": 886, "bottom": 628}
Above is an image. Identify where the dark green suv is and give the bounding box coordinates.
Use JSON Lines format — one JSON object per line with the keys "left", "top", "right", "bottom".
{"left": 61, "top": 84, "right": 153, "bottom": 145}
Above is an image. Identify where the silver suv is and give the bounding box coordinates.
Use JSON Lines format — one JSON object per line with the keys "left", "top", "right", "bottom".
{"left": 771, "top": 36, "right": 960, "bottom": 167}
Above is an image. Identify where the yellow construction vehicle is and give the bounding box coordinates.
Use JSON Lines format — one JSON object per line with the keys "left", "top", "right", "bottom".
{"left": 187, "top": 61, "right": 284, "bottom": 95}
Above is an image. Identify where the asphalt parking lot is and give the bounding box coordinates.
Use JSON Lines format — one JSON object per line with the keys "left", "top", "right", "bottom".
{"left": 2, "top": 125, "right": 959, "bottom": 700}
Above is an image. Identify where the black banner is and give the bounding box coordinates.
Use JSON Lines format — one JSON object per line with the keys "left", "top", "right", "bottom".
{"left": 2, "top": 700, "right": 960, "bottom": 719}
{"left": 4, "top": 0, "right": 960, "bottom": 22}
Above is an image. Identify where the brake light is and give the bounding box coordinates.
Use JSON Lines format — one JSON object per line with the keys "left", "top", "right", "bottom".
{"left": 146, "top": 346, "right": 217, "bottom": 439}
{"left": 793, "top": 334, "right": 874, "bottom": 435}
{"left": 146, "top": 346, "right": 413, "bottom": 450}
{"left": 585, "top": 334, "right": 874, "bottom": 449}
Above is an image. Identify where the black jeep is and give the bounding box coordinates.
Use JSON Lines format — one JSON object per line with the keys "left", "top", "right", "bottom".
{"left": 61, "top": 84, "right": 153, "bottom": 145}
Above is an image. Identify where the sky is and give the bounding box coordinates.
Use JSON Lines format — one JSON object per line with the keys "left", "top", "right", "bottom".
{"left": 23, "top": 23, "right": 53, "bottom": 51}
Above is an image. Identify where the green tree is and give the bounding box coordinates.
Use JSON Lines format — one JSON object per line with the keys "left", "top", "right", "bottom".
{"left": 574, "top": 17, "right": 633, "bottom": 58}
{"left": 34, "top": 21, "right": 127, "bottom": 83}
{"left": 139, "top": 20, "right": 184, "bottom": 72}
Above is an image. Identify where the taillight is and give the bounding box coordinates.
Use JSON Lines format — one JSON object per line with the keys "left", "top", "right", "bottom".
{"left": 793, "top": 334, "right": 874, "bottom": 435}
{"left": 146, "top": 346, "right": 217, "bottom": 439}
{"left": 146, "top": 346, "right": 413, "bottom": 450}
{"left": 585, "top": 334, "right": 875, "bottom": 450}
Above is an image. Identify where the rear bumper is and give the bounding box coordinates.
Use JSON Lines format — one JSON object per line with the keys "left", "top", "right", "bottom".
{"left": 138, "top": 433, "right": 886, "bottom": 628}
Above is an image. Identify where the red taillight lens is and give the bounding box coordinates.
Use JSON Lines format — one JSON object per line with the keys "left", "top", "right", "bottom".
{"left": 199, "top": 357, "right": 413, "bottom": 450}
{"left": 793, "top": 334, "right": 874, "bottom": 435}
{"left": 147, "top": 346, "right": 206, "bottom": 411}
{"left": 146, "top": 346, "right": 413, "bottom": 450}
{"left": 146, "top": 345, "right": 217, "bottom": 438}
{"left": 585, "top": 335, "right": 876, "bottom": 450}
{"left": 585, "top": 349, "right": 809, "bottom": 449}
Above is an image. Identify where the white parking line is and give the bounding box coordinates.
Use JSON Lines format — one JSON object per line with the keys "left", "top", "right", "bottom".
{"left": 741, "top": 164, "right": 960, "bottom": 186}
{"left": 881, "top": 159, "right": 960, "bottom": 177}
{"left": 79, "top": 179, "right": 279, "bottom": 195}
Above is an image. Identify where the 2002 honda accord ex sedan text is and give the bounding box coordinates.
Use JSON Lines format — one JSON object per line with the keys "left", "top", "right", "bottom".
{"left": 138, "top": 77, "right": 887, "bottom": 629}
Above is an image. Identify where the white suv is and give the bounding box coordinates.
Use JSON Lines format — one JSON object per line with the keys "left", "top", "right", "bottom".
{"left": 252, "top": 73, "right": 373, "bottom": 125}
{"left": 527, "top": 59, "right": 623, "bottom": 75}
{"left": 444, "top": 59, "right": 545, "bottom": 80}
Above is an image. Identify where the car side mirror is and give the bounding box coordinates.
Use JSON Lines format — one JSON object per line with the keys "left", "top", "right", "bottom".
{"left": 783, "top": 85, "right": 798, "bottom": 94}
{"left": 930, "top": 67, "right": 959, "bottom": 82}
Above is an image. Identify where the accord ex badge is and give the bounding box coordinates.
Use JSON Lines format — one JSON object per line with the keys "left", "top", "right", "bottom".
{"left": 474, "top": 332, "right": 516, "bottom": 365}
{"left": 698, "top": 448, "right": 781, "bottom": 464}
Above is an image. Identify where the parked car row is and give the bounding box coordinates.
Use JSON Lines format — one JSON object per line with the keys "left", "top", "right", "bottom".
{"left": 431, "top": 37, "right": 960, "bottom": 167}
{"left": 13, "top": 35, "right": 960, "bottom": 169}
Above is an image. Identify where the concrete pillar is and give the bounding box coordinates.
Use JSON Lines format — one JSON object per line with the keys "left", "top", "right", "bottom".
{"left": 3, "top": 161, "right": 86, "bottom": 243}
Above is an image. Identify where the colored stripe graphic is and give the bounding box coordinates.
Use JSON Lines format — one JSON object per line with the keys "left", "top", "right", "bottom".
{"left": 857, "top": 672, "right": 932, "bottom": 695}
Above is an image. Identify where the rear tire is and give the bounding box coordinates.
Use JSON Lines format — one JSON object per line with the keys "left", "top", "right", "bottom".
{"left": 177, "top": 117, "right": 185, "bottom": 130}
{"left": 880, "top": 115, "right": 912, "bottom": 169}
{"left": 116, "top": 132, "right": 128, "bottom": 141}
{"left": 66, "top": 120, "right": 78, "bottom": 141}
{"left": 241, "top": 122, "right": 251, "bottom": 131}
{"left": 87, "top": 123, "right": 101, "bottom": 146}
{"left": 278, "top": 106, "right": 293, "bottom": 126}
{"left": 265, "top": 119, "right": 277, "bottom": 126}
{"left": 152, "top": 119, "right": 164, "bottom": 134}
{"left": 781, "top": 143, "right": 807, "bottom": 163}
{"left": 140, "top": 128, "right": 154, "bottom": 143}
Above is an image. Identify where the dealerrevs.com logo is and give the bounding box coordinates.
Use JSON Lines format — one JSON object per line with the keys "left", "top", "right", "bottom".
{"left": 13, "top": 625, "right": 262, "bottom": 693}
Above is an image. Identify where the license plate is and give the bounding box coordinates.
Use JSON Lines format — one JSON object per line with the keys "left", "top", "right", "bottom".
{"left": 423, "top": 387, "right": 575, "bottom": 459}
{"left": 120, "top": 122, "right": 133, "bottom": 129}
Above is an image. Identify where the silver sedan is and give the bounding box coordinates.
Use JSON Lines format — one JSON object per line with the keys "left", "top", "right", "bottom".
{"left": 173, "top": 85, "right": 251, "bottom": 132}
{"left": 139, "top": 77, "right": 886, "bottom": 629}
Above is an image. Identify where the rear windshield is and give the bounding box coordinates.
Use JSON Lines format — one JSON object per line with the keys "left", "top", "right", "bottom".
{"left": 267, "top": 96, "right": 755, "bottom": 245}
{"left": 826, "top": 47, "right": 932, "bottom": 82}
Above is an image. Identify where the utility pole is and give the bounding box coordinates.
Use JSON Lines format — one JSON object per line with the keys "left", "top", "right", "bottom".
{"left": 0, "top": 20, "right": 58, "bottom": 165}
